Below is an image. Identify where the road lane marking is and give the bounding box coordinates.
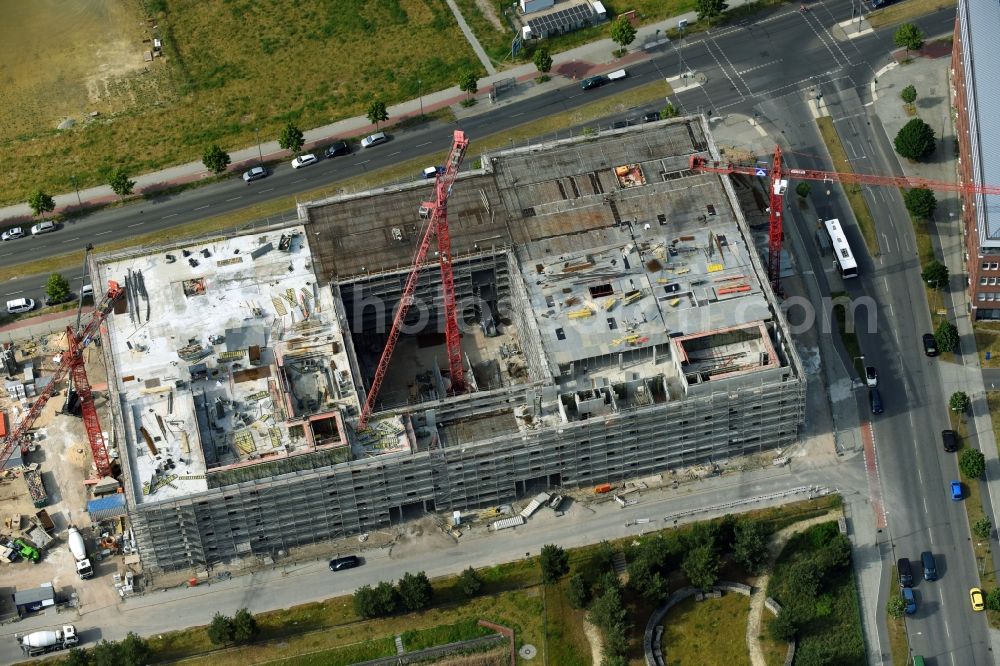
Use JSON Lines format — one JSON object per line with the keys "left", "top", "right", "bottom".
{"left": 881, "top": 233, "right": 890, "bottom": 254}
{"left": 96, "top": 230, "right": 112, "bottom": 236}
{"left": 4, "top": 290, "right": 23, "bottom": 296}
{"left": 388, "top": 151, "right": 401, "bottom": 157}
{"left": 162, "top": 213, "right": 178, "bottom": 219}
{"left": 225, "top": 196, "right": 242, "bottom": 202}
{"left": 259, "top": 188, "right": 274, "bottom": 193}
{"left": 61, "top": 237, "right": 80, "bottom": 243}
{"left": 511, "top": 112, "right": 524, "bottom": 118}
{"left": 194, "top": 204, "right": 210, "bottom": 211}
{"left": 416, "top": 142, "right": 431, "bottom": 148}
{"left": 128, "top": 223, "right": 143, "bottom": 228}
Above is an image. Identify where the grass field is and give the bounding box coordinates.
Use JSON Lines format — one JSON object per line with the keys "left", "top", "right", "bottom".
{"left": 885, "top": 566, "right": 910, "bottom": 666}
{"left": 661, "top": 593, "right": 751, "bottom": 666}
{"left": 1, "top": 0, "right": 483, "bottom": 206}
{"left": 975, "top": 323, "right": 1000, "bottom": 368}
{"left": 816, "top": 117, "right": 881, "bottom": 258}
{"left": 759, "top": 614, "right": 788, "bottom": 666}
{"left": 868, "top": 0, "right": 958, "bottom": 29}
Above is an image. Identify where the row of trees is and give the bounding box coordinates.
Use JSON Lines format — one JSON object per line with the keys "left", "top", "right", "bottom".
{"left": 60, "top": 632, "right": 150, "bottom": 666}
{"left": 353, "top": 571, "right": 434, "bottom": 618}
{"left": 26, "top": 167, "right": 135, "bottom": 217}
{"left": 208, "top": 608, "right": 259, "bottom": 646}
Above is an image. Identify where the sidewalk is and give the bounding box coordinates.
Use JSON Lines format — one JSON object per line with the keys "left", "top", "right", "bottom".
{"left": 0, "top": 0, "right": 757, "bottom": 223}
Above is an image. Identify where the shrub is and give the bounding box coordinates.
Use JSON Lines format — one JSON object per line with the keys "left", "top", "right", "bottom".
{"left": 458, "top": 566, "right": 483, "bottom": 597}
{"left": 904, "top": 187, "right": 936, "bottom": 219}
{"left": 567, "top": 573, "right": 591, "bottom": 608}
{"left": 900, "top": 85, "right": 917, "bottom": 104}
{"left": 950, "top": 390, "right": 971, "bottom": 413}
{"left": 973, "top": 516, "right": 992, "bottom": 540}
{"left": 795, "top": 182, "right": 811, "bottom": 198}
{"left": 934, "top": 320, "right": 959, "bottom": 353}
{"left": 540, "top": 544, "right": 570, "bottom": 583}
{"left": 959, "top": 448, "right": 986, "bottom": 479}
{"left": 886, "top": 594, "right": 906, "bottom": 619}
{"left": 207, "top": 612, "right": 235, "bottom": 645}
{"left": 894, "top": 118, "right": 936, "bottom": 161}
{"left": 398, "top": 571, "right": 433, "bottom": 611}
{"left": 533, "top": 46, "right": 552, "bottom": 74}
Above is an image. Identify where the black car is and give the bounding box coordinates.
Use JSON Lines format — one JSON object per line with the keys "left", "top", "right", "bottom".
{"left": 329, "top": 555, "right": 360, "bottom": 571}
{"left": 642, "top": 111, "right": 661, "bottom": 123}
{"left": 922, "top": 333, "right": 938, "bottom": 356}
{"left": 580, "top": 75, "right": 608, "bottom": 90}
{"left": 942, "top": 429, "right": 958, "bottom": 452}
{"left": 325, "top": 140, "right": 352, "bottom": 158}
{"left": 898, "top": 557, "right": 913, "bottom": 587}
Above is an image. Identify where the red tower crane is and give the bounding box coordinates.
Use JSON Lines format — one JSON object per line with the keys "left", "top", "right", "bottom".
{"left": 690, "top": 145, "right": 1000, "bottom": 291}
{"left": 0, "top": 281, "right": 124, "bottom": 477}
{"left": 357, "top": 130, "right": 470, "bottom": 430}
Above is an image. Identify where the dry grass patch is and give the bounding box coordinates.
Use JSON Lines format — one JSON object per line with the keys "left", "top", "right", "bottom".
{"left": 661, "top": 593, "right": 751, "bottom": 666}
{"left": 758, "top": 613, "right": 789, "bottom": 666}
{"left": 868, "top": 0, "right": 958, "bottom": 30}
{"left": 816, "top": 117, "right": 880, "bottom": 257}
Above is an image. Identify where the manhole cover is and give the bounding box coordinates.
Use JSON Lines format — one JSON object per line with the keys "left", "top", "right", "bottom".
{"left": 519, "top": 644, "right": 537, "bottom": 659}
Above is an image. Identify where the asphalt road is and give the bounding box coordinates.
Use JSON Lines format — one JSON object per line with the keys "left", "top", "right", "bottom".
{"left": 2, "top": 2, "right": 982, "bottom": 662}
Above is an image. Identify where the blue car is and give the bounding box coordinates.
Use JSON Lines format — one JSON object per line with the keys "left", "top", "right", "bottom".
{"left": 902, "top": 587, "right": 917, "bottom": 614}
{"left": 951, "top": 480, "right": 963, "bottom": 501}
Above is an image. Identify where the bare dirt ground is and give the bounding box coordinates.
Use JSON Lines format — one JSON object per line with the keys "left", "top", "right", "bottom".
{"left": 582, "top": 618, "right": 603, "bottom": 665}
{"left": 475, "top": 0, "right": 504, "bottom": 31}
{"left": 0, "top": 0, "right": 152, "bottom": 140}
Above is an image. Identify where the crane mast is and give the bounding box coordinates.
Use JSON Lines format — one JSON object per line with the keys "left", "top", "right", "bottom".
{"left": 357, "top": 130, "right": 470, "bottom": 430}
{"left": 0, "top": 281, "right": 124, "bottom": 477}
{"left": 690, "top": 146, "right": 1000, "bottom": 291}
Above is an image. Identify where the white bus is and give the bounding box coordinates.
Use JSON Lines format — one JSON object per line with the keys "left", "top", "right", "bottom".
{"left": 824, "top": 218, "right": 859, "bottom": 279}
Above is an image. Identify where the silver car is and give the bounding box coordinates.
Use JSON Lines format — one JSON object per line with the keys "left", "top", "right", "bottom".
{"left": 1, "top": 227, "right": 25, "bottom": 241}
{"left": 30, "top": 221, "right": 56, "bottom": 235}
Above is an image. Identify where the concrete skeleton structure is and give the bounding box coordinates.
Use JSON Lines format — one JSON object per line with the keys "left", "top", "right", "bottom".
{"left": 93, "top": 116, "right": 805, "bottom": 573}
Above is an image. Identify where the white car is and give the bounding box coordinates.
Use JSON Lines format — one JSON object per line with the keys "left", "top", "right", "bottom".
{"left": 360, "top": 132, "right": 388, "bottom": 148}
{"left": 242, "top": 166, "right": 267, "bottom": 182}
{"left": 30, "top": 221, "right": 56, "bottom": 235}
{"left": 291, "top": 154, "right": 318, "bottom": 169}
{"left": 1, "top": 227, "right": 25, "bottom": 241}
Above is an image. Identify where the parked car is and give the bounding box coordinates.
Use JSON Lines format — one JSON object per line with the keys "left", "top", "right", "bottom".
{"left": 951, "top": 480, "right": 963, "bottom": 501}
{"left": 242, "top": 166, "right": 268, "bottom": 182}
{"left": 81, "top": 284, "right": 94, "bottom": 300}
{"left": 902, "top": 587, "right": 917, "bottom": 614}
{"left": 970, "top": 587, "right": 985, "bottom": 611}
{"left": 897, "top": 557, "right": 913, "bottom": 587}
{"left": 422, "top": 166, "right": 445, "bottom": 179}
{"left": 291, "top": 154, "right": 318, "bottom": 169}
{"left": 328, "top": 555, "right": 360, "bottom": 572}
{"left": 580, "top": 75, "right": 608, "bottom": 90}
{"left": 922, "top": 333, "right": 938, "bottom": 356}
{"left": 920, "top": 551, "right": 937, "bottom": 581}
{"left": 941, "top": 429, "right": 958, "bottom": 452}
{"left": 325, "top": 140, "right": 352, "bottom": 158}
{"left": 1, "top": 227, "right": 25, "bottom": 241}
{"left": 642, "top": 111, "right": 662, "bottom": 123}
{"left": 6, "top": 298, "right": 35, "bottom": 314}
{"left": 865, "top": 366, "right": 878, "bottom": 388}
{"left": 30, "top": 221, "right": 56, "bottom": 235}
{"left": 361, "top": 132, "right": 388, "bottom": 148}
{"left": 869, "top": 387, "right": 883, "bottom": 415}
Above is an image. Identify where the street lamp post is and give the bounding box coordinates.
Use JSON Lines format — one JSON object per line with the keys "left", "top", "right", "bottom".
{"left": 255, "top": 127, "right": 264, "bottom": 165}
{"left": 70, "top": 174, "right": 82, "bottom": 206}
{"left": 418, "top": 79, "right": 424, "bottom": 118}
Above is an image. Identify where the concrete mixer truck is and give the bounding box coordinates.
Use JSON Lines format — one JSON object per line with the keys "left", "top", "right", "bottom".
{"left": 67, "top": 526, "right": 94, "bottom": 579}
{"left": 16, "top": 625, "right": 79, "bottom": 656}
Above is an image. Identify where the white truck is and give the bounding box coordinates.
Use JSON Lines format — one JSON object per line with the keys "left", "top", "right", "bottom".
{"left": 16, "top": 625, "right": 79, "bottom": 656}
{"left": 67, "top": 527, "right": 94, "bottom": 579}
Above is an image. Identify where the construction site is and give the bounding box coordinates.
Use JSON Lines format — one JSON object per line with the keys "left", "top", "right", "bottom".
{"left": 0, "top": 116, "right": 805, "bottom": 578}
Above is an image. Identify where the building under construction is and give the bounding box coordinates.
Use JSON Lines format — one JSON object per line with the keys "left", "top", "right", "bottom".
{"left": 94, "top": 116, "right": 806, "bottom": 572}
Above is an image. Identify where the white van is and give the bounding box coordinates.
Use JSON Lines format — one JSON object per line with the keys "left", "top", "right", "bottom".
{"left": 80, "top": 284, "right": 94, "bottom": 299}
{"left": 607, "top": 69, "right": 628, "bottom": 81}
{"left": 6, "top": 297, "right": 35, "bottom": 314}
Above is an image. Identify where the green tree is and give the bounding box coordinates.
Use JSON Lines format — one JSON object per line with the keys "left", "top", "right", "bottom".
{"left": 207, "top": 611, "right": 235, "bottom": 645}
{"left": 960, "top": 447, "right": 986, "bottom": 479}
{"left": 973, "top": 516, "right": 992, "bottom": 540}
{"left": 795, "top": 182, "right": 811, "bottom": 199}
{"left": 119, "top": 632, "right": 151, "bottom": 666}
{"left": 64, "top": 647, "right": 90, "bottom": 666}
{"left": 935, "top": 320, "right": 959, "bottom": 353}
{"left": 786, "top": 559, "right": 821, "bottom": 599}
{"left": 696, "top": 0, "right": 729, "bottom": 24}
{"left": 109, "top": 168, "right": 135, "bottom": 198}
{"left": 921, "top": 260, "right": 948, "bottom": 289}
{"left": 90, "top": 640, "right": 121, "bottom": 666}
{"left": 610, "top": 16, "right": 637, "bottom": 52}
{"left": 886, "top": 594, "right": 906, "bottom": 619}
{"left": 202, "top": 144, "right": 231, "bottom": 174}
{"left": 353, "top": 584, "right": 380, "bottom": 618}
{"left": 894, "top": 118, "right": 936, "bottom": 161}
{"left": 232, "top": 607, "right": 259, "bottom": 644}
{"left": 45, "top": 272, "right": 71, "bottom": 305}
{"left": 662, "top": 102, "right": 680, "bottom": 118}
{"left": 278, "top": 122, "right": 305, "bottom": 155}
{"left": 588, "top": 581, "right": 631, "bottom": 661}
{"left": 398, "top": 571, "right": 433, "bottom": 611}
{"left": 27, "top": 190, "right": 55, "bottom": 218}
{"left": 533, "top": 46, "right": 553, "bottom": 74}
{"left": 374, "top": 580, "right": 399, "bottom": 615}
{"left": 986, "top": 588, "right": 1000, "bottom": 611}
{"left": 894, "top": 23, "right": 924, "bottom": 52}
{"left": 904, "top": 187, "right": 937, "bottom": 219}
{"left": 769, "top": 607, "right": 798, "bottom": 640}
{"left": 366, "top": 100, "right": 388, "bottom": 131}
{"left": 682, "top": 543, "right": 720, "bottom": 591}
{"left": 540, "top": 543, "right": 570, "bottom": 583}
{"left": 733, "top": 518, "right": 769, "bottom": 575}
{"left": 458, "top": 566, "right": 483, "bottom": 597}
{"left": 900, "top": 84, "right": 917, "bottom": 104}
{"left": 567, "top": 573, "right": 591, "bottom": 608}
{"left": 459, "top": 71, "right": 479, "bottom": 98}
{"left": 950, "top": 390, "right": 971, "bottom": 413}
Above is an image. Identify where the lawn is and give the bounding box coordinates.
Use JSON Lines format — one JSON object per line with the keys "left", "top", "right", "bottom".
{"left": 661, "top": 593, "right": 751, "bottom": 666}
{"left": 868, "top": 0, "right": 958, "bottom": 30}
{"left": 816, "top": 117, "right": 881, "bottom": 258}
{"left": 831, "top": 291, "right": 864, "bottom": 372}
{"left": 2, "top": 0, "right": 484, "bottom": 206}
{"left": 975, "top": 323, "right": 1000, "bottom": 368}
{"left": 885, "top": 568, "right": 909, "bottom": 666}
{"left": 758, "top": 613, "right": 788, "bottom": 666}
{"left": 544, "top": 578, "right": 591, "bottom": 666}
{"left": 5, "top": 78, "right": 673, "bottom": 286}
